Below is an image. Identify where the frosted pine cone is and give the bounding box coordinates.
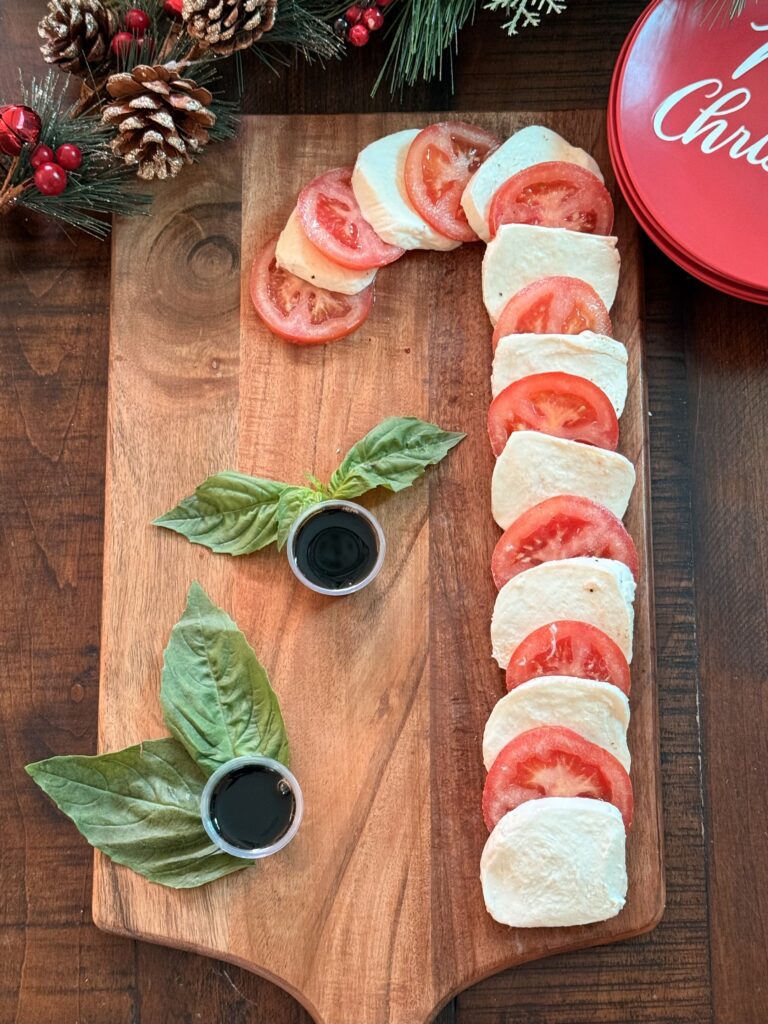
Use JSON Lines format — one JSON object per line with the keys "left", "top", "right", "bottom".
{"left": 182, "top": 0, "right": 278, "bottom": 55}
{"left": 102, "top": 64, "right": 216, "bottom": 181}
{"left": 38, "top": 0, "right": 116, "bottom": 76}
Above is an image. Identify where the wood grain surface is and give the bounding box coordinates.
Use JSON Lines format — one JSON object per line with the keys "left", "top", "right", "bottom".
{"left": 92, "top": 110, "right": 662, "bottom": 1024}
{"left": 2, "top": 1, "right": 767, "bottom": 1022}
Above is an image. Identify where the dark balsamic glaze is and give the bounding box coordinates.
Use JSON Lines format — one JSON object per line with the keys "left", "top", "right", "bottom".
{"left": 293, "top": 506, "right": 378, "bottom": 590}
{"left": 209, "top": 764, "right": 296, "bottom": 850}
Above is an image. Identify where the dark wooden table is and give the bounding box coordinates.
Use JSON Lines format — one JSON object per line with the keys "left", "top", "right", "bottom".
{"left": 2, "top": 2, "right": 766, "bottom": 1021}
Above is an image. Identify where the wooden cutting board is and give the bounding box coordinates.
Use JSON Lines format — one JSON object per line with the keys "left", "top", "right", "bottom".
{"left": 96, "top": 111, "right": 664, "bottom": 1024}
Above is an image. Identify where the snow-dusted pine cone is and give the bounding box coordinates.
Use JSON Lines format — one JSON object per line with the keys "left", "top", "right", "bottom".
{"left": 182, "top": 0, "right": 278, "bottom": 55}
{"left": 38, "top": 0, "right": 116, "bottom": 76}
{"left": 102, "top": 64, "right": 216, "bottom": 181}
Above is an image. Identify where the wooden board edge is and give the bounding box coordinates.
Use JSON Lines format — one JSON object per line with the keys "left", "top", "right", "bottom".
{"left": 91, "top": 234, "right": 124, "bottom": 930}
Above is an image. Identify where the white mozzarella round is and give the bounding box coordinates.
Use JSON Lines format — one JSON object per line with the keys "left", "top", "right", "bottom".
{"left": 482, "top": 224, "right": 620, "bottom": 324}
{"left": 491, "top": 431, "right": 635, "bottom": 530}
{"left": 492, "top": 331, "right": 628, "bottom": 416}
{"left": 490, "top": 557, "right": 636, "bottom": 668}
{"left": 274, "top": 209, "right": 377, "bottom": 295}
{"left": 351, "top": 129, "right": 461, "bottom": 252}
{"left": 461, "top": 125, "right": 604, "bottom": 242}
{"left": 482, "top": 676, "right": 631, "bottom": 771}
{"left": 480, "top": 797, "right": 628, "bottom": 928}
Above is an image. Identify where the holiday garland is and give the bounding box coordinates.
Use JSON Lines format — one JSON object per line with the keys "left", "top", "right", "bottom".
{"left": 0, "top": 0, "right": 341, "bottom": 236}
{"left": 1, "top": 0, "right": 748, "bottom": 238}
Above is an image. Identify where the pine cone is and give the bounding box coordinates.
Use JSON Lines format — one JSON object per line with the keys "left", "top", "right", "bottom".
{"left": 38, "top": 0, "right": 116, "bottom": 76}
{"left": 102, "top": 65, "right": 216, "bottom": 181}
{"left": 182, "top": 0, "right": 278, "bottom": 55}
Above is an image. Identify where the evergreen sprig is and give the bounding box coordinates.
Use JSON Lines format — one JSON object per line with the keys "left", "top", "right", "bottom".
{"left": 258, "top": 0, "right": 344, "bottom": 63}
{"left": 372, "top": 0, "right": 477, "bottom": 95}
{"left": 1, "top": 71, "right": 151, "bottom": 238}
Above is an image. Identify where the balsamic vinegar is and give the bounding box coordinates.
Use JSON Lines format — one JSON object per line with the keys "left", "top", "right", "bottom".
{"left": 209, "top": 764, "right": 296, "bottom": 850}
{"left": 292, "top": 506, "right": 378, "bottom": 590}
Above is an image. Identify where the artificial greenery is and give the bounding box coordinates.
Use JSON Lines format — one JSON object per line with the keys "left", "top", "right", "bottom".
{"left": 0, "top": 71, "right": 151, "bottom": 237}
{"left": 0, "top": 0, "right": 341, "bottom": 236}
{"left": 26, "top": 582, "right": 290, "bottom": 889}
{"left": 154, "top": 416, "right": 465, "bottom": 556}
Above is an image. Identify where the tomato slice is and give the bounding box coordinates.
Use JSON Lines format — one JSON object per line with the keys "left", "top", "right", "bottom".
{"left": 491, "top": 495, "right": 639, "bottom": 590}
{"left": 482, "top": 725, "right": 634, "bottom": 832}
{"left": 404, "top": 121, "right": 501, "bottom": 242}
{"left": 250, "top": 236, "right": 374, "bottom": 345}
{"left": 491, "top": 276, "right": 613, "bottom": 349}
{"left": 505, "top": 620, "right": 632, "bottom": 694}
{"left": 488, "top": 161, "right": 614, "bottom": 238}
{"left": 488, "top": 371, "right": 619, "bottom": 454}
{"left": 297, "top": 166, "right": 404, "bottom": 270}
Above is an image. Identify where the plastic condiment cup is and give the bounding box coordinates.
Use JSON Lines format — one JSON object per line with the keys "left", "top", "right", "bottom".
{"left": 200, "top": 755, "right": 304, "bottom": 860}
{"left": 286, "top": 499, "right": 386, "bottom": 597}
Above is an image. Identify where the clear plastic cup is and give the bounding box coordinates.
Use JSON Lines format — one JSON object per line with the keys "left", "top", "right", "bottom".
{"left": 200, "top": 755, "right": 304, "bottom": 860}
{"left": 286, "top": 499, "right": 386, "bottom": 597}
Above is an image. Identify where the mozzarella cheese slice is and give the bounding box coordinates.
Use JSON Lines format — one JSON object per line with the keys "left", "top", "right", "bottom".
{"left": 492, "top": 331, "right": 628, "bottom": 416}
{"left": 491, "top": 557, "right": 636, "bottom": 668}
{"left": 482, "top": 675, "right": 631, "bottom": 770}
{"left": 482, "top": 224, "right": 620, "bottom": 324}
{"left": 274, "top": 209, "right": 376, "bottom": 296}
{"left": 351, "top": 129, "right": 460, "bottom": 252}
{"left": 480, "top": 797, "right": 627, "bottom": 928}
{"left": 491, "top": 431, "right": 635, "bottom": 530}
{"left": 461, "top": 125, "right": 603, "bottom": 243}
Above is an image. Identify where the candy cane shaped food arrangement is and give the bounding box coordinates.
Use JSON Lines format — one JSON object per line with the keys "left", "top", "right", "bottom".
{"left": 251, "top": 120, "right": 639, "bottom": 929}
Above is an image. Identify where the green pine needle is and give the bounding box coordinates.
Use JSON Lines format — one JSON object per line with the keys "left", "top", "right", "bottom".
{"left": 700, "top": 0, "right": 753, "bottom": 23}
{"left": 372, "top": 0, "right": 477, "bottom": 96}
{"left": 254, "top": 0, "right": 344, "bottom": 64}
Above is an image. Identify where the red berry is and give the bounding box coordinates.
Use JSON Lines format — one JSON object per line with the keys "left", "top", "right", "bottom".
{"left": 34, "top": 162, "right": 67, "bottom": 196}
{"left": 348, "top": 22, "right": 369, "bottom": 45}
{"left": 55, "top": 143, "right": 83, "bottom": 171}
{"left": 362, "top": 6, "right": 384, "bottom": 29}
{"left": 125, "top": 8, "right": 151, "bottom": 32}
{"left": 345, "top": 4, "right": 362, "bottom": 21}
{"left": 30, "top": 144, "right": 55, "bottom": 169}
{"left": 110, "top": 30, "right": 135, "bottom": 55}
{"left": 163, "top": 0, "right": 183, "bottom": 14}
{"left": 378, "top": 0, "right": 393, "bottom": 5}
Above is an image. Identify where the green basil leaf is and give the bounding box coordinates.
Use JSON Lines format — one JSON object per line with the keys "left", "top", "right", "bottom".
{"left": 25, "top": 738, "right": 246, "bottom": 889}
{"left": 275, "top": 486, "right": 325, "bottom": 551}
{"left": 161, "top": 582, "right": 290, "bottom": 774}
{"left": 328, "top": 417, "right": 465, "bottom": 499}
{"left": 153, "top": 472, "right": 292, "bottom": 555}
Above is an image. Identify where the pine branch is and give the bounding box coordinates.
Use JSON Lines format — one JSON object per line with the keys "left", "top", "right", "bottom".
{"left": 1, "top": 70, "right": 151, "bottom": 238}
{"left": 254, "top": 0, "right": 343, "bottom": 63}
{"left": 373, "top": 0, "right": 477, "bottom": 96}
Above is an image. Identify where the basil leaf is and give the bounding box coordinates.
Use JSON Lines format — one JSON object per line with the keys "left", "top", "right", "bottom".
{"left": 275, "top": 486, "right": 325, "bottom": 551}
{"left": 25, "top": 738, "right": 246, "bottom": 889}
{"left": 161, "top": 582, "right": 290, "bottom": 774}
{"left": 154, "top": 472, "right": 292, "bottom": 555}
{"left": 328, "top": 417, "right": 465, "bottom": 499}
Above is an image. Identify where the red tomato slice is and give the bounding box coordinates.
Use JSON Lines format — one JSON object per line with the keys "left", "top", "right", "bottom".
{"left": 491, "top": 495, "right": 639, "bottom": 590}
{"left": 482, "top": 725, "right": 634, "bottom": 832}
{"left": 505, "top": 620, "right": 632, "bottom": 694}
{"left": 488, "top": 161, "right": 614, "bottom": 237}
{"left": 488, "top": 371, "right": 619, "bottom": 454}
{"left": 404, "top": 121, "right": 501, "bottom": 242}
{"left": 491, "top": 276, "right": 612, "bottom": 349}
{"left": 250, "top": 236, "right": 374, "bottom": 345}
{"left": 297, "top": 166, "right": 404, "bottom": 270}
